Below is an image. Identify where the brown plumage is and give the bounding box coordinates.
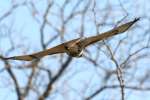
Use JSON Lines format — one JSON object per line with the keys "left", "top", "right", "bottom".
{"left": 2, "top": 18, "right": 140, "bottom": 61}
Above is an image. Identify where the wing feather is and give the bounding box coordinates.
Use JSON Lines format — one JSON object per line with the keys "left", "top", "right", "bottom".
{"left": 4, "top": 38, "right": 81, "bottom": 61}
{"left": 4, "top": 43, "right": 66, "bottom": 61}
{"left": 80, "top": 18, "right": 140, "bottom": 47}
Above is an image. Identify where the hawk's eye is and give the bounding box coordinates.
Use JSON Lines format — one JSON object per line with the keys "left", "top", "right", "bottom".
{"left": 64, "top": 45, "right": 69, "bottom": 50}
{"left": 78, "top": 48, "right": 81, "bottom": 52}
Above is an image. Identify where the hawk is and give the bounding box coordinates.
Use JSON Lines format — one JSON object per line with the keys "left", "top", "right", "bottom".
{"left": 2, "top": 18, "right": 140, "bottom": 61}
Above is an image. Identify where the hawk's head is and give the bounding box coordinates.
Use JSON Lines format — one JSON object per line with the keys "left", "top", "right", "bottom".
{"left": 64, "top": 42, "right": 83, "bottom": 57}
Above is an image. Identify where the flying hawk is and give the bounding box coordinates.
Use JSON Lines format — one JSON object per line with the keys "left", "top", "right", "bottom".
{"left": 2, "top": 18, "right": 140, "bottom": 61}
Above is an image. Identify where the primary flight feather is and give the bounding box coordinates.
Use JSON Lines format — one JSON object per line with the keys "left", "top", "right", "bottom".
{"left": 2, "top": 18, "right": 140, "bottom": 61}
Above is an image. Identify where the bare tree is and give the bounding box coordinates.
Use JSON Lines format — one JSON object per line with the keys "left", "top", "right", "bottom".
{"left": 0, "top": 0, "right": 150, "bottom": 100}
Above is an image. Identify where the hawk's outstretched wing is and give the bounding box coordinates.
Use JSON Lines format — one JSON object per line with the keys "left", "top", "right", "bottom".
{"left": 3, "top": 39, "right": 80, "bottom": 61}
{"left": 3, "top": 44, "right": 66, "bottom": 61}
{"left": 80, "top": 18, "right": 140, "bottom": 48}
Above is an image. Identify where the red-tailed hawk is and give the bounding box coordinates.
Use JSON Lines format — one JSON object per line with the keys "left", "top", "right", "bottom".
{"left": 1, "top": 18, "right": 140, "bottom": 61}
